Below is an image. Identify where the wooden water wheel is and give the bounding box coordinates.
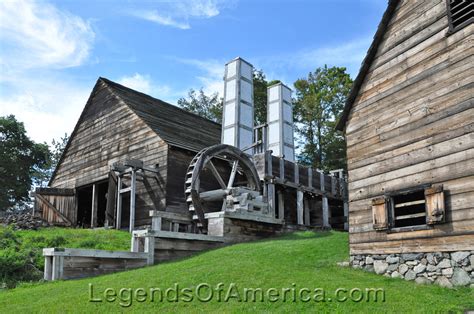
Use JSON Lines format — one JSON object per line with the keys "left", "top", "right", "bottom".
{"left": 184, "top": 144, "right": 261, "bottom": 230}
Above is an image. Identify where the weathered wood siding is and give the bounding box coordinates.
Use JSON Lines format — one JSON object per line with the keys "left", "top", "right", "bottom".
{"left": 51, "top": 80, "right": 168, "bottom": 226}
{"left": 346, "top": 0, "right": 474, "bottom": 254}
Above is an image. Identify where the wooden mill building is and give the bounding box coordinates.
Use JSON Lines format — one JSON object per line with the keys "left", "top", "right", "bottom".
{"left": 36, "top": 78, "right": 221, "bottom": 229}
{"left": 336, "top": 0, "right": 473, "bottom": 284}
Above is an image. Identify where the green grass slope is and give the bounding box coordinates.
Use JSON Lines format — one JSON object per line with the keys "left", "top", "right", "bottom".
{"left": 0, "top": 231, "right": 472, "bottom": 313}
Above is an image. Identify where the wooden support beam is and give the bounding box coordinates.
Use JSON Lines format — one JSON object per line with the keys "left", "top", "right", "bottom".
{"left": 129, "top": 170, "right": 137, "bottom": 233}
{"left": 116, "top": 176, "right": 122, "bottom": 230}
{"left": 297, "top": 190, "right": 304, "bottom": 225}
{"left": 277, "top": 190, "right": 285, "bottom": 220}
{"left": 343, "top": 202, "right": 349, "bottom": 231}
{"left": 144, "top": 236, "right": 155, "bottom": 265}
{"left": 51, "top": 256, "right": 64, "bottom": 281}
{"left": 279, "top": 158, "right": 284, "bottom": 180}
{"left": 294, "top": 163, "right": 299, "bottom": 185}
{"left": 322, "top": 196, "right": 330, "bottom": 228}
{"left": 91, "top": 184, "right": 98, "bottom": 228}
{"left": 44, "top": 256, "right": 52, "bottom": 281}
{"left": 267, "top": 183, "right": 276, "bottom": 218}
{"left": 304, "top": 197, "right": 310, "bottom": 226}
{"left": 152, "top": 216, "right": 162, "bottom": 231}
{"left": 320, "top": 171, "right": 325, "bottom": 192}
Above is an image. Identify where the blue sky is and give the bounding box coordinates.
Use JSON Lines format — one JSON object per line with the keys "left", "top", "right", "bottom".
{"left": 0, "top": 0, "right": 387, "bottom": 143}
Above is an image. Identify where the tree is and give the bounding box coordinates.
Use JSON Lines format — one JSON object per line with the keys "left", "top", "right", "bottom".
{"left": 177, "top": 88, "right": 223, "bottom": 123}
{"left": 178, "top": 70, "right": 278, "bottom": 126}
{"left": 0, "top": 115, "right": 49, "bottom": 211}
{"left": 293, "top": 65, "right": 352, "bottom": 171}
{"left": 33, "top": 133, "right": 69, "bottom": 187}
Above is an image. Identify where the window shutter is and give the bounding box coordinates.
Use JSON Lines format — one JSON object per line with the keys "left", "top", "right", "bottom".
{"left": 372, "top": 197, "right": 389, "bottom": 230}
{"left": 446, "top": 0, "right": 474, "bottom": 34}
{"left": 425, "top": 185, "right": 445, "bottom": 225}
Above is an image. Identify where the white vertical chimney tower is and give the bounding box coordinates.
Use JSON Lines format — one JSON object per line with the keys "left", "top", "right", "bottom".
{"left": 267, "top": 83, "right": 295, "bottom": 161}
{"left": 222, "top": 57, "right": 254, "bottom": 151}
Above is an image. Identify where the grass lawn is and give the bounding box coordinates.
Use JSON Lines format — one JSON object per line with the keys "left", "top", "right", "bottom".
{"left": 0, "top": 231, "right": 472, "bottom": 313}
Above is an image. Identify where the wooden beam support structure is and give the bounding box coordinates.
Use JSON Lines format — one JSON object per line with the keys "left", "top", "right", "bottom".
{"left": 304, "top": 197, "right": 310, "bottom": 226}
{"left": 277, "top": 190, "right": 285, "bottom": 220}
{"left": 129, "top": 169, "right": 137, "bottom": 233}
{"left": 91, "top": 183, "right": 98, "bottom": 228}
{"left": 297, "top": 190, "right": 304, "bottom": 225}
{"left": 116, "top": 175, "right": 122, "bottom": 230}
{"left": 267, "top": 183, "right": 276, "bottom": 218}
{"left": 322, "top": 196, "right": 330, "bottom": 228}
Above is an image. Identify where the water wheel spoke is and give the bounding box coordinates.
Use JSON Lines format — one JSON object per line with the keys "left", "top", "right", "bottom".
{"left": 207, "top": 159, "right": 226, "bottom": 189}
{"left": 227, "top": 160, "right": 239, "bottom": 189}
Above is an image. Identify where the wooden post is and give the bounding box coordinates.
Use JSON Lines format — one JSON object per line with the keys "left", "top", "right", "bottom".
{"left": 277, "top": 190, "right": 285, "bottom": 220}
{"left": 343, "top": 202, "right": 349, "bottom": 231}
{"left": 322, "top": 196, "right": 330, "bottom": 228}
{"left": 279, "top": 158, "right": 284, "bottom": 180}
{"left": 152, "top": 216, "right": 162, "bottom": 231}
{"left": 297, "top": 190, "right": 304, "bottom": 225}
{"left": 44, "top": 256, "right": 52, "bottom": 281}
{"left": 116, "top": 175, "right": 122, "bottom": 230}
{"left": 304, "top": 197, "right": 310, "bottom": 226}
{"left": 267, "top": 183, "right": 276, "bottom": 218}
{"left": 51, "top": 255, "right": 64, "bottom": 281}
{"left": 91, "top": 184, "right": 98, "bottom": 228}
{"left": 145, "top": 236, "right": 155, "bottom": 265}
{"left": 294, "top": 163, "right": 299, "bottom": 185}
{"left": 129, "top": 170, "right": 137, "bottom": 233}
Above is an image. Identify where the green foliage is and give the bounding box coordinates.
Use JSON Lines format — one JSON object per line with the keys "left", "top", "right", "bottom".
{"left": 0, "top": 228, "right": 42, "bottom": 288}
{"left": 178, "top": 70, "right": 278, "bottom": 127}
{"left": 293, "top": 66, "right": 352, "bottom": 171}
{"left": 0, "top": 115, "right": 50, "bottom": 210}
{"left": 177, "top": 88, "right": 223, "bottom": 123}
{"left": 0, "top": 231, "right": 472, "bottom": 312}
{"left": 33, "top": 133, "right": 69, "bottom": 187}
{"left": 0, "top": 227, "right": 130, "bottom": 288}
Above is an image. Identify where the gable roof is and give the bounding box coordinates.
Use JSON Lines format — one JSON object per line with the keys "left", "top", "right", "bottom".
{"left": 100, "top": 78, "right": 221, "bottom": 151}
{"left": 336, "top": 0, "right": 400, "bottom": 131}
{"left": 49, "top": 77, "right": 221, "bottom": 185}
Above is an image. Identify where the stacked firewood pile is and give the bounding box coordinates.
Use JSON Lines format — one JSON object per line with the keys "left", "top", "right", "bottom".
{"left": 0, "top": 212, "right": 51, "bottom": 230}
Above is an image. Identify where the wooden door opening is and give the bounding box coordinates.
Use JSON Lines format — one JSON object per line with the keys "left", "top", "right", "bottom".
{"left": 76, "top": 181, "right": 109, "bottom": 228}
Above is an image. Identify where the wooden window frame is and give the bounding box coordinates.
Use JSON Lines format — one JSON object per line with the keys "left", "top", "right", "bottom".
{"left": 388, "top": 186, "right": 428, "bottom": 230}
{"left": 446, "top": 0, "right": 474, "bottom": 36}
{"left": 372, "top": 184, "right": 446, "bottom": 232}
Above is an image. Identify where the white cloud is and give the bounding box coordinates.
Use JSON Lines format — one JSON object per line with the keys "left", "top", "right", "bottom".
{"left": 0, "top": 0, "right": 95, "bottom": 72}
{"left": 255, "top": 36, "right": 372, "bottom": 79}
{"left": 295, "top": 37, "right": 372, "bottom": 75}
{"left": 130, "top": 0, "right": 225, "bottom": 29}
{"left": 131, "top": 11, "right": 191, "bottom": 30}
{"left": 0, "top": 77, "right": 91, "bottom": 144}
{"left": 117, "top": 73, "right": 185, "bottom": 105}
{"left": 0, "top": 0, "right": 95, "bottom": 144}
{"left": 175, "top": 58, "right": 224, "bottom": 95}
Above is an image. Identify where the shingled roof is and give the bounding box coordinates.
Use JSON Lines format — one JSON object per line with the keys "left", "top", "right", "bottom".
{"left": 49, "top": 77, "right": 221, "bottom": 185}
{"left": 336, "top": 0, "right": 400, "bottom": 131}
{"left": 100, "top": 77, "right": 221, "bottom": 152}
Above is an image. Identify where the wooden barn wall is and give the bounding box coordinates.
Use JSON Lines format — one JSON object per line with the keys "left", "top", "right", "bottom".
{"left": 165, "top": 147, "right": 196, "bottom": 214}
{"left": 51, "top": 81, "right": 168, "bottom": 226}
{"left": 345, "top": 0, "right": 474, "bottom": 254}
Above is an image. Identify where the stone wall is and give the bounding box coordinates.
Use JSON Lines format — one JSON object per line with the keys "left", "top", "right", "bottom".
{"left": 350, "top": 251, "right": 474, "bottom": 288}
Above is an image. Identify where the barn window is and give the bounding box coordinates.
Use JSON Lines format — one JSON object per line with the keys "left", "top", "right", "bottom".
{"left": 390, "top": 189, "right": 427, "bottom": 228}
{"left": 446, "top": 0, "right": 474, "bottom": 35}
{"left": 371, "top": 185, "right": 445, "bottom": 231}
